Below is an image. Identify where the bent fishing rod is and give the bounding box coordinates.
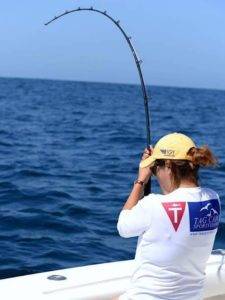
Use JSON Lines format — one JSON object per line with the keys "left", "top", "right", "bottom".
{"left": 45, "top": 7, "right": 152, "bottom": 195}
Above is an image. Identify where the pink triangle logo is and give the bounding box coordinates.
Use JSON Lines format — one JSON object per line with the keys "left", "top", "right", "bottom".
{"left": 162, "top": 202, "right": 186, "bottom": 231}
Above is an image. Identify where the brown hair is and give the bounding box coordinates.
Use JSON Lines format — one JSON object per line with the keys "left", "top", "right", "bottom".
{"left": 168, "top": 146, "right": 217, "bottom": 188}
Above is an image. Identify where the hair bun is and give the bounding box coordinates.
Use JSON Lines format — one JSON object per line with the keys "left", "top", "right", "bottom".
{"left": 188, "top": 146, "right": 217, "bottom": 167}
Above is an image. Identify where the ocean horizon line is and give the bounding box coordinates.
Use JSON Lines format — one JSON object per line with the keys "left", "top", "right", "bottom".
{"left": 0, "top": 75, "right": 224, "bottom": 93}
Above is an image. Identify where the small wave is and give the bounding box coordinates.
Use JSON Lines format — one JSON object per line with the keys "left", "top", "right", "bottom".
{"left": 15, "top": 169, "right": 53, "bottom": 178}
{"left": 0, "top": 181, "right": 18, "bottom": 191}
{"left": 62, "top": 203, "right": 91, "bottom": 219}
{"left": 0, "top": 141, "right": 14, "bottom": 147}
{"left": 45, "top": 190, "right": 73, "bottom": 200}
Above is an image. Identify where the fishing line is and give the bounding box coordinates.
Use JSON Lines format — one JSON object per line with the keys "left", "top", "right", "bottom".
{"left": 45, "top": 7, "right": 152, "bottom": 194}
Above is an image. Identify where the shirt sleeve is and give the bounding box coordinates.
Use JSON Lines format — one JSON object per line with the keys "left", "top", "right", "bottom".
{"left": 117, "top": 195, "right": 155, "bottom": 238}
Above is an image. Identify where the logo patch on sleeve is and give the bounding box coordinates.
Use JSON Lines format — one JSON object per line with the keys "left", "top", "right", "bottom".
{"left": 188, "top": 199, "right": 220, "bottom": 232}
{"left": 162, "top": 202, "right": 186, "bottom": 231}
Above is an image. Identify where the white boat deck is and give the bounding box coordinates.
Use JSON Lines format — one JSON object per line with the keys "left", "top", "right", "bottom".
{"left": 0, "top": 251, "right": 224, "bottom": 299}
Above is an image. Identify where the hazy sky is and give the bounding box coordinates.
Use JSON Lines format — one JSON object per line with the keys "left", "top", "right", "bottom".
{"left": 1, "top": 0, "right": 225, "bottom": 90}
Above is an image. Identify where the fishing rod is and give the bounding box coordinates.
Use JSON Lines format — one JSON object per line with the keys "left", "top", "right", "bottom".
{"left": 45, "top": 7, "right": 152, "bottom": 195}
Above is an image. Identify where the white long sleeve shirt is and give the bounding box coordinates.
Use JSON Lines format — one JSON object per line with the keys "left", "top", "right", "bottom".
{"left": 117, "top": 187, "right": 220, "bottom": 300}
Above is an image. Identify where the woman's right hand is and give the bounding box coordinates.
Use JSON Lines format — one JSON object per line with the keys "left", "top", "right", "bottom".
{"left": 138, "top": 147, "right": 153, "bottom": 184}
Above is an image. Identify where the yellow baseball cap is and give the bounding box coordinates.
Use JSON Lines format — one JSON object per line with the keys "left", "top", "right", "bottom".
{"left": 140, "top": 132, "right": 196, "bottom": 168}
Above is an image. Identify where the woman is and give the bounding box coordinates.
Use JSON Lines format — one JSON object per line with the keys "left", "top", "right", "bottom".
{"left": 115, "top": 133, "right": 220, "bottom": 300}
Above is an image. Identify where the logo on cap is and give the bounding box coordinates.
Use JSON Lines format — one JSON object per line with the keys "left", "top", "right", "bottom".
{"left": 160, "top": 149, "right": 175, "bottom": 157}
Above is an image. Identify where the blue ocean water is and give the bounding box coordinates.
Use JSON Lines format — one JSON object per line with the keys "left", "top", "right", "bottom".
{"left": 0, "top": 77, "right": 224, "bottom": 280}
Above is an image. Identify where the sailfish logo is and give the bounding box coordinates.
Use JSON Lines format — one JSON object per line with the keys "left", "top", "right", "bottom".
{"left": 160, "top": 149, "right": 167, "bottom": 155}
{"left": 160, "top": 149, "right": 175, "bottom": 157}
{"left": 207, "top": 209, "right": 218, "bottom": 217}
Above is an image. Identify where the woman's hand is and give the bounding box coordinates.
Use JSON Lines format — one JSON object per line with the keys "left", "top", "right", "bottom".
{"left": 121, "top": 147, "right": 154, "bottom": 210}
{"left": 138, "top": 147, "right": 153, "bottom": 184}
